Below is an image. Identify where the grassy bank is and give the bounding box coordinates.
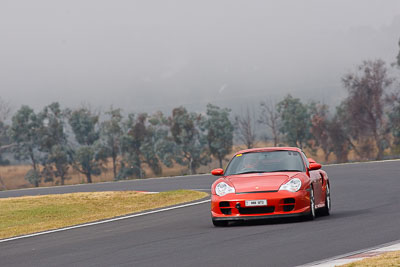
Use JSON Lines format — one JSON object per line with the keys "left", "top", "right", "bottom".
{"left": 0, "top": 190, "right": 208, "bottom": 239}
{"left": 340, "top": 251, "right": 400, "bottom": 266}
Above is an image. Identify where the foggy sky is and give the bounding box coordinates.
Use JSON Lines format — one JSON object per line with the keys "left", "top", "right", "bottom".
{"left": 1, "top": 0, "right": 400, "bottom": 114}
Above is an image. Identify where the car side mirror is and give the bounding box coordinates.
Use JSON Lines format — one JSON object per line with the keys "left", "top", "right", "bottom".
{"left": 308, "top": 158, "right": 316, "bottom": 164}
{"left": 211, "top": 168, "right": 224, "bottom": 176}
{"left": 309, "top": 162, "right": 322, "bottom": 171}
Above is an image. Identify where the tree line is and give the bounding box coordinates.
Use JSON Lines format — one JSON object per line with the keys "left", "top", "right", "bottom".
{"left": 237, "top": 58, "right": 400, "bottom": 163}
{"left": 1, "top": 55, "right": 400, "bottom": 187}
{"left": 0, "top": 102, "right": 235, "bottom": 186}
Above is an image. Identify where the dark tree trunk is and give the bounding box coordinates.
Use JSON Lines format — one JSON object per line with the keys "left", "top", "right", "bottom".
{"left": 272, "top": 126, "right": 279, "bottom": 146}
{"left": 30, "top": 150, "right": 39, "bottom": 187}
{"left": 337, "top": 149, "right": 349, "bottom": 163}
{"left": 189, "top": 157, "right": 196, "bottom": 175}
{"left": 218, "top": 156, "right": 223, "bottom": 169}
{"left": 0, "top": 175, "right": 7, "bottom": 190}
{"left": 298, "top": 141, "right": 303, "bottom": 150}
{"left": 376, "top": 146, "right": 384, "bottom": 160}
{"left": 375, "top": 133, "right": 384, "bottom": 160}
{"left": 324, "top": 151, "right": 330, "bottom": 163}
{"left": 86, "top": 172, "right": 92, "bottom": 183}
{"left": 112, "top": 153, "right": 117, "bottom": 180}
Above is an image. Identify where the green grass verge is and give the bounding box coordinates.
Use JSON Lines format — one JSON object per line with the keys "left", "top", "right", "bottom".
{"left": 0, "top": 190, "right": 208, "bottom": 239}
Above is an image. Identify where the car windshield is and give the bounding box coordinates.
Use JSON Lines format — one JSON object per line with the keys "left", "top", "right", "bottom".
{"left": 224, "top": 151, "right": 305, "bottom": 176}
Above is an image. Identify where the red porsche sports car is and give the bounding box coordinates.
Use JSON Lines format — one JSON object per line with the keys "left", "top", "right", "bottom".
{"left": 210, "top": 147, "right": 331, "bottom": 226}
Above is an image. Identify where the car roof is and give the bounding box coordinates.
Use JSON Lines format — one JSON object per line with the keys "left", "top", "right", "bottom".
{"left": 234, "top": 147, "right": 302, "bottom": 156}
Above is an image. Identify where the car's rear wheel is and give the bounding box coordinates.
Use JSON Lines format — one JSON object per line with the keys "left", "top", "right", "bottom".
{"left": 320, "top": 183, "right": 331, "bottom": 216}
{"left": 212, "top": 219, "right": 229, "bottom": 227}
{"left": 305, "top": 187, "right": 316, "bottom": 220}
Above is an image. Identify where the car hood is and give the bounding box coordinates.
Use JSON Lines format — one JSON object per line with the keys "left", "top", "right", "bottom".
{"left": 226, "top": 172, "right": 300, "bottom": 193}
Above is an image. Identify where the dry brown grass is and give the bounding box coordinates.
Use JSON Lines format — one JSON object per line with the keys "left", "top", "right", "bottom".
{"left": 0, "top": 161, "right": 192, "bottom": 191}
{"left": 0, "top": 190, "right": 208, "bottom": 239}
{"left": 0, "top": 153, "right": 230, "bottom": 190}
{"left": 0, "top": 165, "right": 31, "bottom": 190}
{"left": 339, "top": 251, "right": 400, "bottom": 266}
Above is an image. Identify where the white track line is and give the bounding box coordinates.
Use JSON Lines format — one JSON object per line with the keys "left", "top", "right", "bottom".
{"left": 0, "top": 198, "right": 211, "bottom": 244}
{"left": 0, "top": 174, "right": 210, "bottom": 193}
{"left": 324, "top": 158, "right": 400, "bottom": 167}
{"left": 299, "top": 239, "right": 400, "bottom": 267}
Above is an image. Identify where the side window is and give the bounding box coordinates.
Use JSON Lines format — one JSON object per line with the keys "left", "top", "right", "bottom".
{"left": 301, "top": 152, "right": 310, "bottom": 168}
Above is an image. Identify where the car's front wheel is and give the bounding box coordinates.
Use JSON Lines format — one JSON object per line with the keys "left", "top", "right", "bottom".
{"left": 305, "top": 187, "right": 316, "bottom": 220}
{"left": 320, "top": 183, "right": 331, "bottom": 216}
{"left": 212, "top": 219, "right": 229, "bottom": 227}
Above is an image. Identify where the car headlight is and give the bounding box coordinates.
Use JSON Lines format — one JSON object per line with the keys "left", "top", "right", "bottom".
{"left": 215, "top": 182, "right": 235, "bottom": 196}
{"left": 279, "top": 178, "right": 302, "bottom": 192}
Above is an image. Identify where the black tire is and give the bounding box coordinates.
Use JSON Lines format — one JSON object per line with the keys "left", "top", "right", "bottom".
{"left": 212, "top": 219, "right": 229, "bottom": 227}
{"left": 320, "top": 183, "right": 331, "bottom": 216}
{"left": 305, "top": 186, "right": 316, "bottom": 221}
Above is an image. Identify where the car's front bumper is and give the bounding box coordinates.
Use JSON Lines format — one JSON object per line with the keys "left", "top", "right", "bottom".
{"left": 211, "top": 189, "right": 311, "bottom": 220}
{"left": 212, "top": 212, "right": 309, "bottom": 221}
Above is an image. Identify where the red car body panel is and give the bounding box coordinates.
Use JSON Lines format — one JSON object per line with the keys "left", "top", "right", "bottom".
{"left": 211, "top": 147, "right": 330, "bottom": 222}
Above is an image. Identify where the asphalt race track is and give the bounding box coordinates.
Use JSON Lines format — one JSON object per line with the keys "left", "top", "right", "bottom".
{"left": 0, "top": 174, "right": 212, "bottom": 198}
{"left": 1, "top": 161, "right": 400, "bottom": 267}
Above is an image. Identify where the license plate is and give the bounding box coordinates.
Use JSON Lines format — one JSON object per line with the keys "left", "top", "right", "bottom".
{"left": 245, "top": 199, "right": 267, "bottom": 207}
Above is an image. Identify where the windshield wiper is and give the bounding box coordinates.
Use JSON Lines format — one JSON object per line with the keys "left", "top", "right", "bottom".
{"left": 269, "top": 169, "right": 302, "bottom": 172}
{"left": 233, "top": 169, "right": 302, "bottom": 175}
{"left": 235, "top": 170, "right": 267, "bottom": 175}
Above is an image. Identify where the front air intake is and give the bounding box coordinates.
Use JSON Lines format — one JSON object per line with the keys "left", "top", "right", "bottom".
{"left": 238, "top": 206, "right": 275, "bottom": 215}
{"left": 283, "top": 205, "right": 294, "bottom": 212}
{"left": 219, "top": 202, "right": 230, "bottom": 207}
{"left": 220, "top": 208, "right": 232, "bottom": 215}
{"left": 283, "top": 198, "right": 295, "bottom": 204}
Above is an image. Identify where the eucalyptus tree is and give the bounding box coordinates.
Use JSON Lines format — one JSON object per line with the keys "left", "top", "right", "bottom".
{"left": 0, "top": 98, "right": 11, "bottom": 165}
{"left": 0, "top": 97, "right": 11, "bottom": 123}
{"left": 68, "top": 107, "right": 99, "bottom": 146}
{"left": 118, "top": 112, "right": 171, "bottom": 179}
{"left": 388, "top": 94, "right": 400, "bottom": 152}
{"left": 118, "top": 113, "right": 148, "bottom": 179}
{"left": 342, "top": 59, "right": 393, "bottom": 160}
{"left": 0, "top": 120, "right": 10, "bottom": 166}
{"left": 309, "top": 102, "right": 332, "bottom": 162}
{"left": 73, "top": 144, "right": 107, "bottom": 183}
{"left": 259, "top": 99, "right": 280, "bottom": 146}
{"left": 234, "top": 107, "right": 257, "bottom": 149}
{"left": 147, "top": 111, "right": 175, "bottom": 169}
{"left": 169, "top": 107, "right": 210, "bottom": 174}
{"left": 204, "top": 104, "right": 234, "bottom": 168}
{"left": 9, "top": 106, "right": 43, "bottom": 186}
{"left": 390, "top": 39, "right": 400, "bottom": 152}
{"left": 38, "top": 102, "right": 71, "bottom": 185}
{"left": 46, "top": 145, "right": 72, "bottom": 185}
{"left": 277, "top": 94, "right": 311, "bottom": 149}
{"left": 68, "top": 107, "right": 106, "bottom": 183}
{"left": 100, "top": 107, "right": 123, "bottom": 179}
{"left": 326, "top": 103, "right": 354, "bottom": 163}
